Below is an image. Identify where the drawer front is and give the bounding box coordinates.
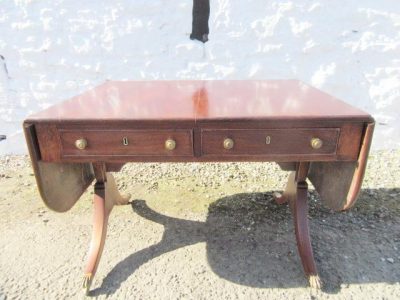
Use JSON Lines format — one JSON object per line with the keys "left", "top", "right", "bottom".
{"left": 60, "top": 129, "right": 193, "bottom": 157}
{"left": 201, "top": 128, "right": 340, "bottom": 156}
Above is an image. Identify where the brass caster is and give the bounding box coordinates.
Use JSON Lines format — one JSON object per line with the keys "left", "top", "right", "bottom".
{"left": 308, "top": 275, "right": 322, "bottom": 289}
{"left": 82, "top": 273, "right": 93, "bottom": 296}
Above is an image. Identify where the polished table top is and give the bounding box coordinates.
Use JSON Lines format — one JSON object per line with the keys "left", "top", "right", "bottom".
{"left": 27, "top": 80, "right": 372, "bottom": 122}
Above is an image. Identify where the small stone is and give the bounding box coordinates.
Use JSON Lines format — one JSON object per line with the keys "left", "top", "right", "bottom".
{"left": 387, "top": 258, "right": 394, "bottom": 263}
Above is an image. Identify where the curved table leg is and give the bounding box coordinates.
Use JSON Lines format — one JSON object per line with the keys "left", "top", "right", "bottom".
{"left": 82, "top": 173, "right": 131, "bottom": 295}
{"left": 279, "top": 166, "right": 321, "bottom": 289}
{"left": 291, "top": 180, "right": 321, "bottom": 289}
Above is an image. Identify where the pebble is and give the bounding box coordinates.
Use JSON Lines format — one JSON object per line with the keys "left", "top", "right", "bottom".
{"left": 387, "top": 258, "right": 395, "bottom": 264}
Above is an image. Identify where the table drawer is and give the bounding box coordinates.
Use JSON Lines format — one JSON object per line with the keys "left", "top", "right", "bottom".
{"left": 201, "top": 128, "right": 340, "bottom": 156}
{"left": 60, "top": 129, "right": 193, "bottom": 157}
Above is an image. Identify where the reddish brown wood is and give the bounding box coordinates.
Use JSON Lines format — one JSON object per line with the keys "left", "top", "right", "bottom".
{"left": 342, "top": 122, "right": 374, "bottom": 210}
{"left": 60, "top": 129, "right": 193, "bottom": 158}
{"left": 292, "top": 180, "right": 321, "bottom": 289}
{"left": 83, "top": 181, "right": 106, "bottom": 294}
{"left": 193, "top": 86, "right": 209, "bottom": 118}
{"left": 23, "top": 80, "right": 374, "bottom": 292}
{"left": 44, "top": 154, "right": 342, "bottom": 163}
{"left": 34, "top": 120, "right": 366, "bottom": 163}
{"left": 295, "top": 161, "right": 310, "bottom": 182}
{"left": 275, "top": 162, "right": 321, "bottom": 288}
{"left": 25, "top": 80, "right": 373, "bottom": 122}
{"left": 35, "top": 124, "right": 61, "bottom": 161}
{"left": 93, "top": 162, "right": 107, "bottom": 182}
{"left": 201, "top": 128, "right": 339, "bottom": 157}
{"left": 308, "top": 122, "right": 375, "bottom": 211}
{"left": 336, "top": 123, "right": 364, "bottom": 160}
{"left": 82, "top": 173, "right": 131, "bottom": 295}
{"left": 24, "top": 123, "right": 94, "bottom": 212}
{"left": 274, "top": 162, "right": 309, "bottom": 204}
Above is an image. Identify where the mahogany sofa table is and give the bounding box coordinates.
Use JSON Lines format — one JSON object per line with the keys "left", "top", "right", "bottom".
{"left": 23, "top": 80, "right": 374, "bottom": 293}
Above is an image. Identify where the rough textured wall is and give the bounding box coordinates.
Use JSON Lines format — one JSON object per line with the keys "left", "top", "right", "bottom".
{"left": 0, "top": 0, "right": 399, "bottom": 154}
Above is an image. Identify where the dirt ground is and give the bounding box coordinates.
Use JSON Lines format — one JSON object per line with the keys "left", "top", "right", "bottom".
{"left": 0, "top": 150, "right": 400, "bottom": 300}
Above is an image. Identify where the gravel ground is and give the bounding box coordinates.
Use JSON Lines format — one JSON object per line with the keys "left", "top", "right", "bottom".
{"left": 0, "top": 150, "right": 399, "bottom": 300}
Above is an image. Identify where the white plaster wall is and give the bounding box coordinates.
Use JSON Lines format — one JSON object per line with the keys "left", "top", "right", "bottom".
{"left": 0, "top": 0, "right": 399, "bottom": 154}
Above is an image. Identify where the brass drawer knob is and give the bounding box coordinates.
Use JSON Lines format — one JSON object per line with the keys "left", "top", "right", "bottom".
{"left": 223, "top": 138, "right": 234, "bottom": 150}
{"left": 311, "top": 138, "right": 323, "bottom": 149}
{"left": 75, "top": 138, "right": 87, "bottom": 150}
{"left": 165, "top": 139, "right": 176, "bottom": 150}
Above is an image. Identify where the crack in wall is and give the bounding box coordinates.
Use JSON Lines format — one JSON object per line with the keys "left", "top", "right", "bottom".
{"left": 0, "top": 55, "right": 11, "bottom": 79}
